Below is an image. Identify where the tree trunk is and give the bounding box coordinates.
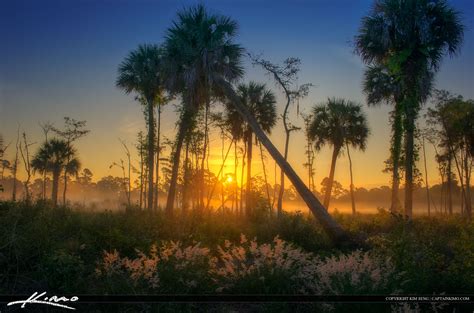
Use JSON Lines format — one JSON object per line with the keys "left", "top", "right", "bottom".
{"left": 139, "top": 145, "right": 144, "bottom": 210}
{"left": 240, "top": 143, "right": 246, "bottom": 216}
{"left": 63, "top": 171, "right": 68, "bottom": 206}
{"left": 404, "top": 104, "right": 416, "bottom": 218}
{"left": 260, "top": 141, "right": 272, "bottom": 212}
{"left": 277, "top": 131, "right": 290, "bottom": 216}
{"left": 52, "top": 169, "right": 60, "bottom": 206}
{"left": 154, "top": 104, "right": 161, "bottom": 211}
{"left": 42, "top": 172, "right": 47, "bottom": 200}
{"left": 12, "top": 136, "right": 19, "bottom": 202}
{"left": 165, "top": 110, "right": 190, "bottom": 214}
{"left": 346, "top": 142, "right": 356, "bottom": 215}
{"left": 324, "top": 146, "right": 340, "bottom": 209}
{"left": 200, "top": 100, "right": 210, "bottom": 209}
{"left": 233, "top": 141, "right": 238, "bottom": 212}
{"left": 422, "top": 136, "right": 430, "bottom": 216}
{"left": 390, "top": 103, "right": 403, "bottom": 213}
{"left": 219, "top": 78, "right": 348, "bottom": 244}
{"left": 447, "top": 155, "right": 453, "bottom": 215}
{"left": 245, "top": 131, "right": 253, "bottom": 216}
{"left": 147, "top": 99, "right": 155, "bottom": 211}
{"left": 182, "top": 140, "right": 190, "bottom": 213}
{"left": 464, "top": 149, "right": 472, "bottom": 220}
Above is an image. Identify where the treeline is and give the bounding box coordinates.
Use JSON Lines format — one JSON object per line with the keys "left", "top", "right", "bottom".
{"left": 0, "top": 1, "right": 473, "bottom": 243}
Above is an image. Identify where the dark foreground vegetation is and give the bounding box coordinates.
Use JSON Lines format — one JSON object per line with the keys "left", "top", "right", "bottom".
{"left": 1, "top": 200, "right": 473, "bottom": 312}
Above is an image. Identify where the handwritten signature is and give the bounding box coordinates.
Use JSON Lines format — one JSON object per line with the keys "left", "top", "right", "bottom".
{"left": 7, "top": 291, "right": 79, "bottom": 310}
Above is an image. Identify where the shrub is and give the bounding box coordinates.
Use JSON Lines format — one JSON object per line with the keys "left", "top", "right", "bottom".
{"left": 97, "top": 235, "right": 403, "bottom": 297}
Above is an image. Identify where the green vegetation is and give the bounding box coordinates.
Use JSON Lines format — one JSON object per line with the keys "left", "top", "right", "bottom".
{"left": 1, "top": 200, "right": 473, "bottom": 312}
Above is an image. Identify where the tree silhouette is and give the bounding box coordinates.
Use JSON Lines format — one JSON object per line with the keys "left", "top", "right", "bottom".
{"left": 162, "top": 4, "right": 244, "bottom": 214}
{"left": 31, "top": 139, "right": 80, "bottom": 206}
{"left": 309, "top": 98, "right": 369, "bottom": 211}
{"left": 355, "top": 0, "right": 464, "bottom": 217}
{"left": 224, "top": 81, "right": 277, "bottom": 216}
{"left": 117, "top": 44, "right": 164, "bottom": 211}
{"left": 52, "top": 117, "right": 89, "bottom": 205}
{"left": 250, "top": 55, "right": 312, "bottom": 217}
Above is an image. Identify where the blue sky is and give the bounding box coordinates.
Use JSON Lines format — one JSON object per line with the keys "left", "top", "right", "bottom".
{"left": 1, "top": 0, "right": 473, "bottom": 187}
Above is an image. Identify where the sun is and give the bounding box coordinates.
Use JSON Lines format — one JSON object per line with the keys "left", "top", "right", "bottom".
{"left": 225, "top": 175, "right": 233, "bottom": 184}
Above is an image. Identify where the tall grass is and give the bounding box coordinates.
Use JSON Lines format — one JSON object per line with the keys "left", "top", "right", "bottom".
{"left": 0, "top": 200, "right": 473, "bottom": 312}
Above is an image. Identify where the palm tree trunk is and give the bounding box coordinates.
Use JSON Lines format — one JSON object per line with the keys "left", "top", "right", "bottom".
{"left": 147, "top": 99, "right": 155, "bottom": 211}
{"left": 240, "top": 144, "right": 246, "bottom": 216}
{"left": 233, "top": 141, "right": 238, "bottom": 212}
{"left": 390, "top": 103, "right": 403, "bottom": 213}
{"left": 219, "top": 79, "right": 348, "bottom": 244}
{"left": 404, "top": 104, "right": 416, "bottom": 218}
{"left": 139, "top": 146, "right": 144, "bottom": 209}
{"left": 422, "top": 136, "right": 430, "bottom": 216}
{"left": 324, "top": 146, "right": 340, "bottom": 209}
{"left": 221, "top": 133, "right": 225, "bottom": 209}
{"left": 165, "top": 111, "right": 190, "bottom": 214}
{"left": 63, "top": 171, "right": 68, "bottom": 205}
{"left": 154, "top": 104, "right": 161, "bottom": 211}
{"left": 463, "top": 149, "right": 472, "bottom": 219}
{"left": 447, "top": 156, "right": 453, "bottom": 215}
{"left": 277, "top": 131, "right": 290, "bottom": 216}
{"left": 182, "top": 139, "right": 190, "bottom": 213}
{"left": 52, "top": 169, "right": 60, "bottom": 206}
{"left": 200, "top": 100, "right": 210, "bottom": 209}
{"left": 245, "top": 132, "right": 253, "bottom": 217}
{"left": 346, "top": 143, "right": 356, "bottom": 215}
{"left": 42, "top": 171, "right": 47, "bottom": 200}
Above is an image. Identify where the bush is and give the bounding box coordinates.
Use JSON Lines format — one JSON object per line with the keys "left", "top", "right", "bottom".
{"left": 96, "top": 235, "right": 403, "bottom": 297}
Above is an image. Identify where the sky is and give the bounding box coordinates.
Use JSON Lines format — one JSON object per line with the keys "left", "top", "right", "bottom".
{"left": 1, "top": 0, "right": 473, "bottom": 189}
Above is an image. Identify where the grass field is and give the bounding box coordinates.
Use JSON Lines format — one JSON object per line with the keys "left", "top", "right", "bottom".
{"left": 0, "top": 200, "right": 473, "bottom": 312}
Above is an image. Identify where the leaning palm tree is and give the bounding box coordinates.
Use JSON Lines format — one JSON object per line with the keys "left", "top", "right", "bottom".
{"left": 309, "top": 98, "right": 369, "bottom": 210}
{"left": 31, "top": 139, "right": 79, "bottom": 206}
{"left": 163, "top": 4, "right": 348, "bottom": 244}
{"left": 355, "top": 0, "right": 464, "bottom": 216}
{"left": 116, "top": 44, "right": 164, "bottom": 211}
{"left": 225, "top": 81, "right": 277, "bottom": 216}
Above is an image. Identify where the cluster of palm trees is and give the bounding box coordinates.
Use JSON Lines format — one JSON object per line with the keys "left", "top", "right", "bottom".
{"left": 114, "top": 1, "right": 464, "bottom": 242}
{"left": 116, "top": 4, "right": 346, "bottom": 242}
{"left": 31, "top": 139, "right": 80, "bottom": 206}
{"left": 309, "top": 98, "right": 369, "bottom": 215}
{"left": 28, "top": 118, "right": 88, "bottom": 206}
{"left": 355, "top": 0, "right": 464, "bottom": 217}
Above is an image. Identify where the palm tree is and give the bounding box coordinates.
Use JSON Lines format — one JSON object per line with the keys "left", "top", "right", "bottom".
{"left": 224, "top": 81, "right": 277, "bottom": 216}
{"left": 162, "top": 4, "right": 244, "bottom": 214}
{"left": 163, "top": 4, "right": 348, "bottom": 244}
{"left": 309, "top": 98, "right": 369, "bottom": 210}
{"left": 31, "top": 139, "right": 79, "bottom": 206}
{"left": 117, "top": 44, "right": 164, "bottom": 211}
{"left": 355, "top": 0, "right": 464, "bottom": 216}
{"left": 363, "top": 65, "right": 433, "bottom": 213}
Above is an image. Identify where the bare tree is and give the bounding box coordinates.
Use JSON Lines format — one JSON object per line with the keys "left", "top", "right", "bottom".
{"left": 53, "top": 117, "right": 89, "bottom": 205}
{"left": 19, "top": 132, "right": 35, "bottom": 202}
{"left": 0, "top": 134, "right": 11, "bottom": 193}
{"left": 11, "top": 126, "right": 20, "bottom": 201}
{"left": 39, "top": 121, "right": 54, "bottom": 199}
{"left": 250, "top": 54, "right": 312, "bottom": 216}
{"left": 302, "top": 112, "right": 316, "bottom": 193}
